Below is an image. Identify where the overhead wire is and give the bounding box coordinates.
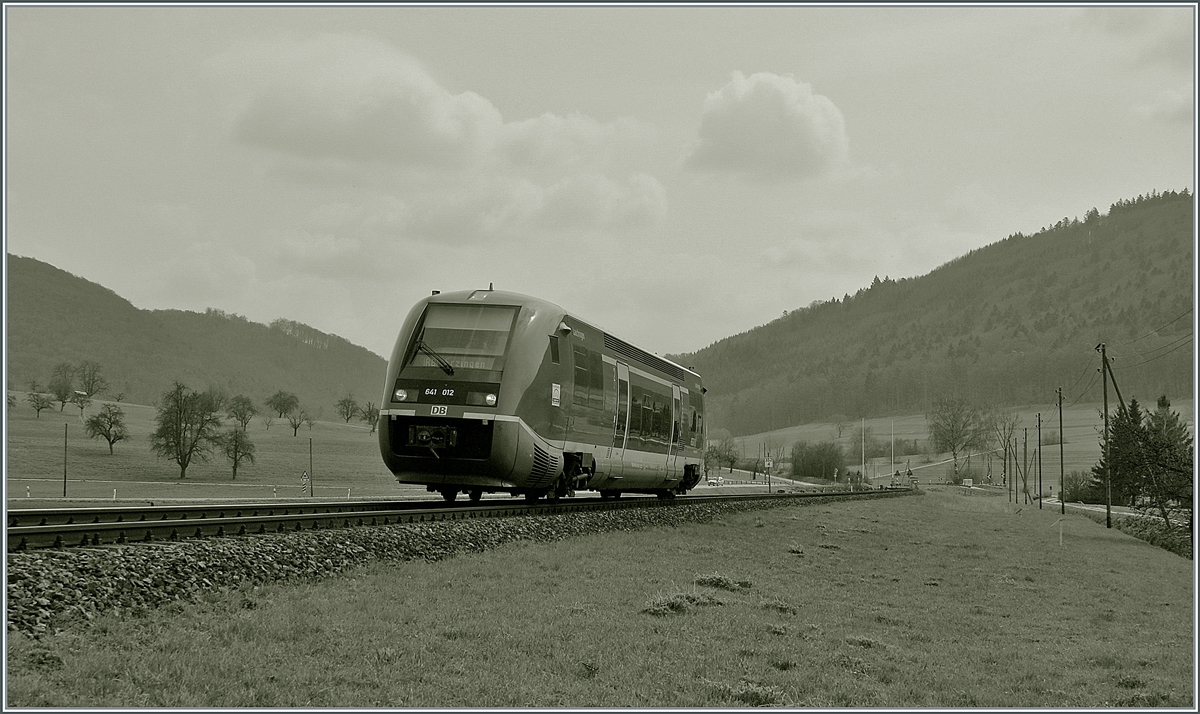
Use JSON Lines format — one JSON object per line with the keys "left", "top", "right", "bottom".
{"left": 1119, "top": 334, "right": 1193, "bottom": 370}
{"left": 1112, "top": 307, "right": 1193, "bottom": 346}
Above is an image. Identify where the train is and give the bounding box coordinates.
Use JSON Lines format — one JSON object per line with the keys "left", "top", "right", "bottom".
{"left": 378, "top": 287, "right": 706, "bottom": 502}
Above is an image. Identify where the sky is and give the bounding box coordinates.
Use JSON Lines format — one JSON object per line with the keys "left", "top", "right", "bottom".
{"left": 4, "top": 3, "right": 1196, "bottom": 360}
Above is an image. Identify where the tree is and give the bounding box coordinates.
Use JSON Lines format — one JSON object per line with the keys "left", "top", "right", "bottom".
{"left": 829, "top": 414, "right": 849, "bottom": 439}
{"left": 48, "top": 362, "right": 74, "bottom": 411}
{"left": 287, "top": 409, "right": 307, "bottom": 437}
{"left": 1130, "top": 395, "right": 1193, "bottom": 532}
{"left": 262, "top": 414, "right": 275, "bottom": 431}
{"left": 84, "top": 404, "right": 129, "bottom": 454}
{"left": 336, "top": 394, "right": 360, "bottom": 423}
{"left": 359, "top": 401, "right": 380, "bottom": 434}
{"left": 304, "top": 411, "right": 319, "bottom": 430}
{"left": 790, "top": 441, "right": 846, "bottom": 482}
{"left": 149, "top": 382, "right": 224, "bottom": 478}
{"left": 1091, "top": 398, "right": 1147, "bottom": 507}
{"left": 76, "top": 361, "right": 109, "bottom": 398}
{"left": 214, "top": 427, "right": 256, "bottom": 480}
{"left": 25, "top": 393, "right": 55, "bottom": 418}
{"left": 986, "top": 408, "right": 1020, "bottom": 484}
{"left": 927, "top": 396, "right": 989, "bottom": 481}
{"left": 226, "top": 395, "right": 258, "bottom": 430}
{"left": 70, "top": 391, "right": 91, "bottom": 418}
{"left": 266, "top": 391, "right": 300, "bottom": 418}
{"left": 6, "top": 393, "right": 14, "bottom": 414}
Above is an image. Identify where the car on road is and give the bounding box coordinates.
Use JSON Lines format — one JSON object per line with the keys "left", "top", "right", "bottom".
{"left": 707, "top": 476, "right": 725, "bottom": 486}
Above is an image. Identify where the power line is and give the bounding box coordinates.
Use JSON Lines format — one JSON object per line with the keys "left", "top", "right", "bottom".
{"left": 1120, "top": 334, "right": 1194, "bottom": 370}
{"left": 1113, "top": 307, "right": 1194, "bottom": 346}
{"left": 1115, "top": 331, "right": 1193, "bottom": 359}
{"left": 1067, "top": 371, "right": 1101, "bottom": 408}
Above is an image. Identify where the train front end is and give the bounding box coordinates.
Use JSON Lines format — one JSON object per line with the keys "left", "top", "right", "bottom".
{"left": 377, "top": 289, "right": 559, "bottom": 501}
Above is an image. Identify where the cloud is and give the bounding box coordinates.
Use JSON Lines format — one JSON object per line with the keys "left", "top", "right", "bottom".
{"left": 1134, "top": 82, "right": 1193, "bottom": 123}
{"left": 1077, "top": 7, "right": 1194, "bottom": 72}
{"left": 684, "top": 71, "right": 850, "bottom": 181}
{"left": 498, "top": 113, "right": 655, "bottom": 169}
{"left": 214, "top": 33, "right": 657, "bottom": 175}
{"left": 220, "top": 34, "right": 502, "bottom": 167}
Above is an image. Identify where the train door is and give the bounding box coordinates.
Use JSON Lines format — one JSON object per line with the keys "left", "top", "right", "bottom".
{"left": 666, "top": 384, "right": 681, "bottom": 477}
{"left": 610, "top": 363, "right": 630, "bottom": 466}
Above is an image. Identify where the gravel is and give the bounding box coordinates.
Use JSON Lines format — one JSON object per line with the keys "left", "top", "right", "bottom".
{"left": 6, "top": 493, "right": 895, "bottom": 636}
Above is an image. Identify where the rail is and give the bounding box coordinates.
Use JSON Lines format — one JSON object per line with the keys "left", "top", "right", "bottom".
{"left": 7, "top": 488, "right": 910, "bottom": 551}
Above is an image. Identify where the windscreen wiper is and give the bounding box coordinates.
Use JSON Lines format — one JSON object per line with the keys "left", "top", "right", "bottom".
{"left": 415, "top": 340, "right": 455, "bottom": 376}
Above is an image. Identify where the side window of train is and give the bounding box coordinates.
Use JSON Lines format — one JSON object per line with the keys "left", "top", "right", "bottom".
{"left": 549, "top": 335, "right": 560, "bottom": 364}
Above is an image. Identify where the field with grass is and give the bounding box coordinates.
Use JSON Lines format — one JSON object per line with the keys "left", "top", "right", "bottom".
{"left": 5, "top": 393, "right": 405, "bottom": 505}
{"left": 5, "top": 394, "right": 1193, "bottom": 506}
{"left": 5, "top": 487, "right": 1193, "bottom": 707}
{"left": 735, "top": 400, "right": 1194, "bottom": 485}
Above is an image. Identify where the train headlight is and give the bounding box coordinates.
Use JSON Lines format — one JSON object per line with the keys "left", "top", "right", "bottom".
{"left": 485, "top": 393, "right": 497, "bottom": 406}
{"left": 393, "top": 388, "right": 410, "bottom": 402}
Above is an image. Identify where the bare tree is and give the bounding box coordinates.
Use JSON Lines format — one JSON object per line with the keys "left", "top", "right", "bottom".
{"left": 336, "top": 394, "right": 360, "bottom": 423}
{"left": 76, "top": 361, "right": 109, "bottom": 398}
{"left": 48, "top": 362, "right": 74, "bottom": 411}
{"left": 266, "top": 391, "right": 299, "bottom": 418}
{"left": 25, "top": 392, "right": 55, "bottom": 418}
{"left": 214, "top": 427, "right": 256, "bottom": 480}
{"left": 359, "top": 401, "right": 380, "bottom": 433}
{"left": 149, "top": 382, "right": 224, "bottom": 478}
{"left": 84, "top": 404, "right": 128, "bottom": 454}
{"left": 287, "top": 409, "right": 307, "bottom": 437}
{"left": 226, "top": 395, "right": 258, "bottom": 430}
{"left": 926, "top": 396, "right": 990, "bottom": 481}
{"left": 70, "top": 391, "right": 91, "bottom": 418}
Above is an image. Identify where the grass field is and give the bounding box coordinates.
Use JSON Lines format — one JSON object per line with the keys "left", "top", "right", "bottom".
{"left": 4, "top": 393, "right": 405, "bottom": 504}
{"left": 4, "top": 486, "right": 1193, "bottom": 707}
{"left": 731, "top": 399, "right": 1194, "bottom": 485}
{"left": 4, "top": 393, "right": 1193, "bottom": 506}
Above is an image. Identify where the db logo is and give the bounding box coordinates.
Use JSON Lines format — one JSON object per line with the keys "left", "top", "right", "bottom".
{"left": 430, "top": 405, "right": 448, "bottom": 416}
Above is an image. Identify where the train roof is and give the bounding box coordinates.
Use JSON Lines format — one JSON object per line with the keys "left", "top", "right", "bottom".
{"left": 424, "top": 288, "right": 702, "bottom": 381}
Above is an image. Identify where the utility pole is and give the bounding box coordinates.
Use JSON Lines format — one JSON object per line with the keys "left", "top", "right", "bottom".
{"left": 1097, "top": 343, "right": 1111, "bottom": 528}
{"left": 1037, "top": 413, "right": 1043, "bottom": 509}
{"left": 1006, "top": 436, "right": 1012, "bottom": 503}
{"left": 1022, "top": 428, "right": 1029, "bottom": 505}
{"left": 1058, "top": 386, "right": 1065, "bottom": 515}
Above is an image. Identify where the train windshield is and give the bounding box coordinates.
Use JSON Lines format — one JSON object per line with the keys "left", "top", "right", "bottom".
{"left": 406, "top": 303, "right": 518, "bottom": 373}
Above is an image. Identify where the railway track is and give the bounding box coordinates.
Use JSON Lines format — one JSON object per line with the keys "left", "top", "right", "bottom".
{"left": 7, "top": 489, "right": 908, "bottom": 551}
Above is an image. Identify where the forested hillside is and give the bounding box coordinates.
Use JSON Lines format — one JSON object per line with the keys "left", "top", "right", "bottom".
{"left": 5, "top": 255, "right": 386, "bottom": 413}
{"left": 675, "top": 190, "right": 1194, "bottom": 436}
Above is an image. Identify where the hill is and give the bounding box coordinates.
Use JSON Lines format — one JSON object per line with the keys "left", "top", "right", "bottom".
{"left": 675, "top": 190, "right": 1194, "bottom": 436}
{"left": 5, "top": 254, "right": 387, "bottom": 414}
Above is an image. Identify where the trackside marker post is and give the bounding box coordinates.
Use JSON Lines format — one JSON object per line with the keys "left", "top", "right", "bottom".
{"left": 1050, "top": 517, "right": 1065, "bottom": 546}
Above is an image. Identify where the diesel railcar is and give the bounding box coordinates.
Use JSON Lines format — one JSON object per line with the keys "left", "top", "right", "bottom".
{"left": 378, "top": 288, "right": 706, "bottom": 502}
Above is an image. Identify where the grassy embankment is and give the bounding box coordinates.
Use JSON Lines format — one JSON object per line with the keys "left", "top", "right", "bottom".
{"left": 5, "top": 486, "right": 1193, "bottom": 707}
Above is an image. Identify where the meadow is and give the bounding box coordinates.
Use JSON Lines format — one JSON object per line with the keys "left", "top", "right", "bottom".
{"left": 5, "top": 393, "right": 1192, "bottom": 506}
{"left": 731, "top": 399, "right": 1194, "bottom": 486}
{"left": 5, "top": 393, "right": 407, "bottom": 505}
{"left": 4, "top": 486, "right": 1193, "bottom": 707}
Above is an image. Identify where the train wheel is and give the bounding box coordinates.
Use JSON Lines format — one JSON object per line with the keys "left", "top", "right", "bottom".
{"left": 469, "top": 490, "right": 483, "bottom": 503}
{"left": 656, "top": 490, "right": 676, "bottom": 500}
{"left": 524, "top": 492, "right": 541, "bottom": 503}
{"left": 441, "top": 490, "right": 458, "bottom": 503}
